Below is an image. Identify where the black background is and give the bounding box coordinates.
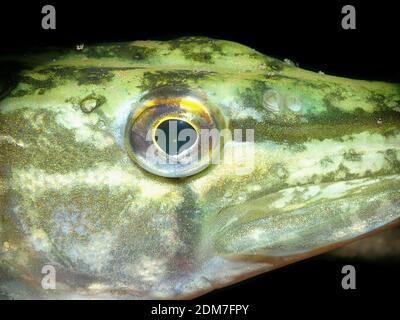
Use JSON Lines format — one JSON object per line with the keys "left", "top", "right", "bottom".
{"left": 1, "top": 1, "right": 400, "bottom": 82}
{"left": 0, "top": 0, "right": 399, "bottom": 316}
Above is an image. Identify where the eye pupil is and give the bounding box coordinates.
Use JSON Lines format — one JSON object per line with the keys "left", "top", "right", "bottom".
{"left": 155, "top": 119, "right": 197, "bottom": 155}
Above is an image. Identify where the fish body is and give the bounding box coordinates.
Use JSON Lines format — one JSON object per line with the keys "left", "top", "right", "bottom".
{"left": 0, "top": 37, "right": 399, "bottom": 299}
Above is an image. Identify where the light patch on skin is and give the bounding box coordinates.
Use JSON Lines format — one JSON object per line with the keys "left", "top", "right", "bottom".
{"left": 189, "top": 142, "right": 269, "bottom": 198}
{"left": 189, "top": 141, "right": 286, "bottom": 206}
{"left": 88, "top": 283, "right": 110, "bottom": 291}
{"left": 271, "top": 184, "right": 328, "bottom": 210}
{"left": 246, "top": 184, "right": 262, "bottom": 192}
{"left": 11, "top": 165, "right": 184, "bottom": 208}
{"left": 65, "top": 231, "right": 116, "bottom": 273}
{"left": 231, "top": 103, "right": 263, "bottom": 121}
{"left": 271, "top": 188, "right": 295, "bottom": 209}
{"left": 2, "top": 102, "right": 115, "bottom": 150}
{"left": 0, "top": 135, "right": 26, "bottom": 148}
{"left": 222, "top": 141, "right": 256, "bottom": 175}
{"left": 302, "top": 185, "right": 321, "bottom": 199}
{"left": 137, "top": 179, "right": 176, "bottom": 200}
{"left": 126, "top": 256, "right": 166, "bottom": 283}
{"left": 321, "top": 181, "right": 354, "bottom": 199}
{"left": 53, "top": 107, "right": 114, "bottom": 149}
{"left": 249, "top": 228, "right": 264, "bottom": 241}
{"left": 0, "top": 178, "right": 5, "bottom": 196}
{"left": 11, "top": 165, "right": 185, "bottom": 226}
{"left": 201, "top": 77, "right": 266, "bottom": 122}
{"left": 2, "top": 241, "right": 13, "bottom": 252}
{"left": 21, "top": 71, "right": 49, "bottom": 82}
{"left": 312, "top": 180, "right": 356, "bottom": 203}
{"left": 12, "top": 165, "right": 138, "bottom": 195}
{"left": 349, "top": 221, "right": 369, "bottom": 234}
{"left": 29, "top": 229, "right": 52, "bottom": 252}
{"left": 278, "top": 176, "right": 395, "bottom": 211}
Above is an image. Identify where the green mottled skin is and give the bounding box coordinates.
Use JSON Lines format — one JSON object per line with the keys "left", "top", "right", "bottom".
{"left": 0, "top": 37, "right": 399, "bottom": 299}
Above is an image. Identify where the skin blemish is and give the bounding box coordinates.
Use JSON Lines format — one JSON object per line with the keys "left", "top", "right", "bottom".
{"left": 168, "top": 37, "right": 223, "bottom": 64}
{"left": 138, "top": 70, "right": 216, "bottom": 91}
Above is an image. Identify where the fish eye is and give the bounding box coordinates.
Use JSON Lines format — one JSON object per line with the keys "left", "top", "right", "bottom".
{"left": 125, "top": 87, "right": 226, "bottom": 178}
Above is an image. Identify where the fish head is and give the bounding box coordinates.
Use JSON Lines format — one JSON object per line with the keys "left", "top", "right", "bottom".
{"left": 0, "top": 37, "right": 399, "bottom": 299}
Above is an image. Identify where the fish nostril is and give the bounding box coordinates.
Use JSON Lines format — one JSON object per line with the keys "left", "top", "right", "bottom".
{"left": 154, "top": 119, "right": 198, "bottom": 156}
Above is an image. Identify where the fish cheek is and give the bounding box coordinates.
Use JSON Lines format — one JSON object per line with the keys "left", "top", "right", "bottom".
{"left": 9, "top": 166, "right": 196, "bottom": 289}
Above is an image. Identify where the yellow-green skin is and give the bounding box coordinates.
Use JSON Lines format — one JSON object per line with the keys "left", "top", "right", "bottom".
{"left": 0, "top": 37, "right": 399, "bottom": 299}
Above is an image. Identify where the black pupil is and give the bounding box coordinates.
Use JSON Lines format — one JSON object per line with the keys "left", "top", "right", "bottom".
{"left": 155, "top": 119, "right": 197, "bottom": 155}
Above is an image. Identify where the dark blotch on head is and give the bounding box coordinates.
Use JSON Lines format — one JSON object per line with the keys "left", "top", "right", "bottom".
{"left": 168, "top": 37, "right": 224, "bottom": 64}
{"left": 34, "top": 66, "right": 148, "bottom": 91}
{"left": 138, "top": 70, "right": 216, "bottom": 91}
{"left": 382, "top": 149, "right": 400, "bottom": 172}
{"left": 83, "top": 44, "right": 157, "bottom": 61}
{"left": 0, "top": 61, "right": 31, "bottom": 100}
{"left": 343, "top": 149, "right": 363, "bottom": 162}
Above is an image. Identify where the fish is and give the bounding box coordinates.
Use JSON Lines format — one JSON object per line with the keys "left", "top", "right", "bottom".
{"left": 0, "top": 37, "right": 399, "bottom": 299}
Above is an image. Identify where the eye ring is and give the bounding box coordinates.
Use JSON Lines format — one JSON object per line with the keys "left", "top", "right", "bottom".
{"left": 125, "top": 87, "right": 226, "bottom": 178}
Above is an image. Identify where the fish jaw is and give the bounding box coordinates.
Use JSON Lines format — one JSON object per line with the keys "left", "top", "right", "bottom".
{"left": 209, "top": 175, "right": 400, "bottom": 257}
